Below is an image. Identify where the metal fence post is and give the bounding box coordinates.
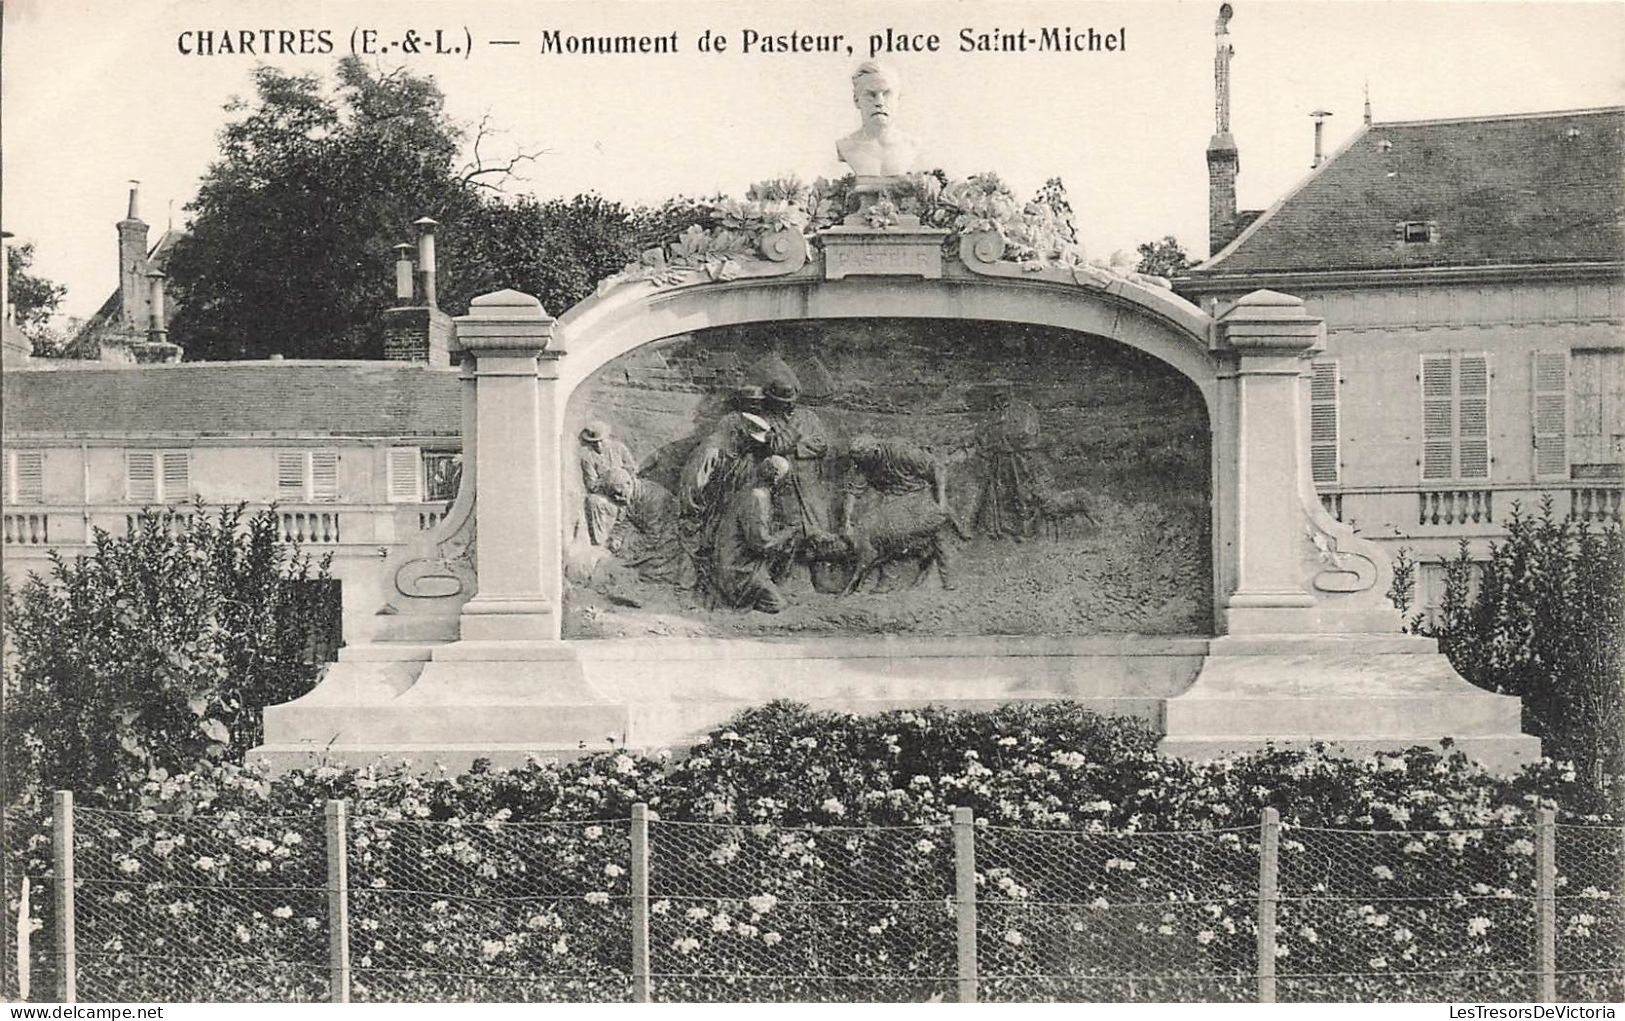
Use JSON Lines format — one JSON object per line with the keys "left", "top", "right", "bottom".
{"left": 630, "top": 803, "right": 651, "bottom": 1003}
{"left": 1535, "top": 808, "right": 1556, "bottom": 1002}
{"left": 952, "top": 807, "right": 978, "bottom": 1004}
{"left": 325, "top": 799, "right": 351, "bottom": 1003}
{"left": 51, "top": 792, "right": 75, "bottom": 1003}
{"left": 1257, "top": 807, "right": 1280, "bottom": 1004}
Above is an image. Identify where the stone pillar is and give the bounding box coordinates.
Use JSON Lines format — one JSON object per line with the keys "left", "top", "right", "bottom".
{"left": 454, "top": 290, "right": 561, "bottom": 641}
{"left": 1216, "top": 290, "right": 1322, "bottom": 633}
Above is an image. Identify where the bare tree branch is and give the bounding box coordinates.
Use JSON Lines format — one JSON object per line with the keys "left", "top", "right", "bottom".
{"left": 459, "top": 111, "right": 552, "bottom": 190}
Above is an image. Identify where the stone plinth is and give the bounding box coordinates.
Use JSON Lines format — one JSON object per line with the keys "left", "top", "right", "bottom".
{"left": 258, "top": 635, "right": 1207, "bottom": 770}
{"left": 822, "top": 227, "right": 947, "bottom": 280}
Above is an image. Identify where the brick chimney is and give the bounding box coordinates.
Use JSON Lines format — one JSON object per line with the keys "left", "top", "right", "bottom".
{"left": 117, "top": 181, "right": 152, "bottom": 331}
{"left": 1206, "top": 4, "right": 1241, "bottom": 256}
{"left": 381, "top": 218, "right": 452, "bottom": 367}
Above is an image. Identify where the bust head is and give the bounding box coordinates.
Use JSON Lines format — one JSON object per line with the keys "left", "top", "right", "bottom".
{"left": 851, "top": 61, "right": 899, "bottom": 131}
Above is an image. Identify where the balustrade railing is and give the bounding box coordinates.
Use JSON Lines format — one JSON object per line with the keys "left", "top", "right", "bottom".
{"left": 1569, "top": 486, "right": 1623, "bottom": 524}
{"left": 1417, "top": 489, "right": 1494, "bottom": 526}
{"left": 3, "top": 511, "right": 49, "bottom": 545}
{"left": 279, "top": 510, "right": 342, "bottom": 544}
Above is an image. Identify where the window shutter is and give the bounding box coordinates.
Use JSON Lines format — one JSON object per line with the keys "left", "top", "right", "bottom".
{"left": 1310, "top": 361, "right": 1340, "bottom": 486}
{"left": 1531, "top": 351, "right": 1569, "bottom": 480}
{"left": 310, "top": 451, "right": 340, "bottom": 503}
{"left": 1457, "top": 354, "right": 1490, "bottom": 480}
{"left": 1421, "top": 355, "right": 1455, "bottom": 480}
{"left": 276, "top": 452, "right": 308, "bottom": 502}
{"left": 127, "top": 451, "right": 158, "bottom": 503}
{"left": 387, "top": 447, "right": 422, "bottom": 503}
{"left": 13, "top": 451, "right": 44, "bottom": 503}
{"left": 160, "top": 451, "right": 192, "bottom": 501}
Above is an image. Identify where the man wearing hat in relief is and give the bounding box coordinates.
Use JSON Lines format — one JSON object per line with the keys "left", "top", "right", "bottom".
{"left": 678, "top": 400, "right": 775, "bottom": 556}
{"left": 758, "top": 372, "right": 833, "bottom": 537}
{"left": 578, "top": 420, "right": 639, "bottom": 547}
{"left": 715, "top": 455, "right": 801, "bottom": 613}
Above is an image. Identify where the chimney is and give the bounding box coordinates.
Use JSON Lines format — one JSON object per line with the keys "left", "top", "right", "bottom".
{"left": 1310, "top": 110, "right": 1334, "bottom": 168}
{"left": 130, "top": 267, "right": 182, "bottom": 364}
{"left": 394, "top": 243, "right": 415, "bottom": 303}
{"left": 1206, "top": 3, "right": 1240, "bottom": 255}
{"left": 146, "top": 269, "right": 168, "bottom": 344}
{"left": 414, "top": 217, "right": 439, "bottom": 310}
{"left": 1363, "top": 81, "right": 1372, "bottom": 126}
{"left": 117, "top": 181, "right": 152, "bottom": 332}
{"left": 381, "top": 219, "right": 452, "bottom": 367}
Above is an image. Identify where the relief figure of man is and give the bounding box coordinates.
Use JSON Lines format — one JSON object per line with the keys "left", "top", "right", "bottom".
{"left": 715, "top": 455, "right": 800, "bottom": 613}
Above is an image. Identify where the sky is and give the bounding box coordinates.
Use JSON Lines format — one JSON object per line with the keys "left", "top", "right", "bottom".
{"left": 4, "top": 0, "right": 1623, "bottom": 320}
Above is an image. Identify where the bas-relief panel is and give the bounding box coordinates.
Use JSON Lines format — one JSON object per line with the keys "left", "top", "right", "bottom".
{"left": 560, "top": 319, "right": 1212, "bottom": 639}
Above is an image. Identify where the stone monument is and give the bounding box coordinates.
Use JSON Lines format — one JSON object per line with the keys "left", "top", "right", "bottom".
{"left": 254, "top": 68, "right": 1537, "bottom": 772}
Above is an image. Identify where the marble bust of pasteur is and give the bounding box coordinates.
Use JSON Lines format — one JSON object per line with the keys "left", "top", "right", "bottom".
{"left": 836, "top": 61, "right": 922, "bottom": 177}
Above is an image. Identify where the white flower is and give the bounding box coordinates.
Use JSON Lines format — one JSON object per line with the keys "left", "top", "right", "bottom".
{"left": 421, "top": 941, "right": 438, "bottom": 954}
{"left": 711, "top": 913, "right": 733, "bottom": 933}
{"left": 1157, "top": 924, "right": 1175, "bottom": 936}
{"left": 192, "top": 856, "right": 217, "bottom": 872}
{"left": 998, "top": 737, "right": 1018, "bottom": 747}
{"left": 747, "top": 894, "right": 779, "bottom": 914}
{"left": 735, "top": 923, "right": 759, "bottom": 939}
{"left": 1508, "top": 838, "right": 1535, "bottom": 856}
{"left": 584, "top": 826, "right": 603, "bottom": 841}
{"left": 480, "top": 940, "right": 505, "bottom": 960}
{"left": 604, "top": 863, "right": 625, "bottom": 878}
{"left": 1196, "top": 929, "right": 1216, "bottom": 945}
{"left": 762, "top": 931, "right": 783, "bottom": 947}
{"left": 915, "top": 839, "right": 936, "bottom": 855}
{"left": 686, "top": 907, "right": 710, "bottom": 922}
{"left": 271, "top": 906, "right": 294, "bottom": 919}
{"left": 1467, "top": 916, "right": 1492, "bottom": 937}
{"left": 552, "top": 936, "right": 570, "bottom": 955}
{"left": 1089, "top": 897, "right": 1110, "bottom": 911}
{"left": 1370, "top": 956, "right": 1389, "bottom": 969}
{"left": 1371, "top": 865, "right": 1394, "bottom": 880}
{"left": 867, "top": 925, "right": 883, "bottom": 935}
{"left": 821, "top": 798, "right": 846, "bottom": 818}
{"left": 282, "top": 831, "right": 303, "bottom": 846}
{"left": 117, "top": 858, "right": 140, "bottom": 875}
{"left": 254, "top": 860, "right": 272, "bottom": 873}
{"left": 585, "top": 891, "right": 611, "bottom": 905}
{"left": 673, "top": 937, "right": 701, "bottom": 955}
{"left": 651, "top": 900, "right": 671, "bottom": 915}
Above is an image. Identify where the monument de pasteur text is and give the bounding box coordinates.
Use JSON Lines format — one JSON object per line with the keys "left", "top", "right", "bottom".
{"left": 256, "top": 64, "right": 1536, "bottom": 771}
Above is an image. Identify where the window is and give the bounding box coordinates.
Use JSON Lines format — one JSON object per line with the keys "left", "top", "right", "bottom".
{"left": 126, "top": 450, "right": 190, "bottom": 503}
{"left": 1399, "top": 220, "right": 1437, "bottom": 244}
{"left": 1571, "top": 349, "right": 1624, "bottom": 480}
{"left": 1420, "top": 353, "right": 1490, "bottom": 482}
{"left": 275, "top": 451, "right": 341, "bottom": 503}
{"left": 1310, "top": 361, "right": 1340, "bottom": 486}
{"left": 386, "top": 447, "right": 423, "bottom": 503}
{"left": 5, "top": 450, "right": 44, "bottom": 503}
{"left": 423, "top": 450, "right": 462, "bottom": 503}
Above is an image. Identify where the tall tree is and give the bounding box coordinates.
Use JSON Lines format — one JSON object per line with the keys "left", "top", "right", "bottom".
{"left": 168, "top": 59, "right": 532, "bottom": 360}
{"left": 1134, "top": 235, "right": 1193, "bottom": 278}
{"left": 5, "top": 241, "right": 67, "bottom": 350}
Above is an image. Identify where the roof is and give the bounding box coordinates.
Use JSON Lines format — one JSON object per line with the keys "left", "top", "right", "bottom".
{"left": 1192, "top": 108, "right": 1625, "bottom": 276}
{"left": 65, "top": 228, "right": 184, "bottom": 357}
{"left": 2, "top": 361, "right": 461, "bottom": 437}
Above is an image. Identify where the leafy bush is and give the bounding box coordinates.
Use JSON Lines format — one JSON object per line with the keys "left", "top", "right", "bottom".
{"left": 1393, "top": 500, "right": 1624, "bottom": 780}
{"left": 6, "top": 703, "right": 1620, "bottom": 1002}
{"left": 2, "top": 505, "right": 339, "bottom": 800}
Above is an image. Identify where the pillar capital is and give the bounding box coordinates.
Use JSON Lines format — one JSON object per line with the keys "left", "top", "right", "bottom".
{"left": 1217, "top": 289, "right": 1325, "bottom": 361}
{"left": 454, "top": 289, "right": 558, "bottom": 359}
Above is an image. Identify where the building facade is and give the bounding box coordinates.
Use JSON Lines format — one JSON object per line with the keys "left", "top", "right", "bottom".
{"left": 1180, "top": 102, "right": 1625, "bottom": 618}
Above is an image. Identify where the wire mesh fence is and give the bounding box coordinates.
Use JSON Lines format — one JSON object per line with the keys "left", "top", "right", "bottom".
{"left": 13, "top": 796, "right": 1623, "bottom": 1003}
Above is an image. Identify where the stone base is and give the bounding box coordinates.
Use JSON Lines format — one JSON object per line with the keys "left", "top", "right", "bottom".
{"left": 253, "top": 636, "right": 1206, "bottom": 771}
{"left": 253, "top": 634, "right": 1539, "bottom": 774}
{"left": 1158, "top": 635, "right": 1540, "bottom": 772}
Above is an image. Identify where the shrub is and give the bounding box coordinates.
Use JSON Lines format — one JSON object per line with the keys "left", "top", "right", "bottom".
{"left": 2, "top": 505, "right": 339, "bottom": 801}
{"left": 1394, "top": 500, "right": 1624, "bottom": 781}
